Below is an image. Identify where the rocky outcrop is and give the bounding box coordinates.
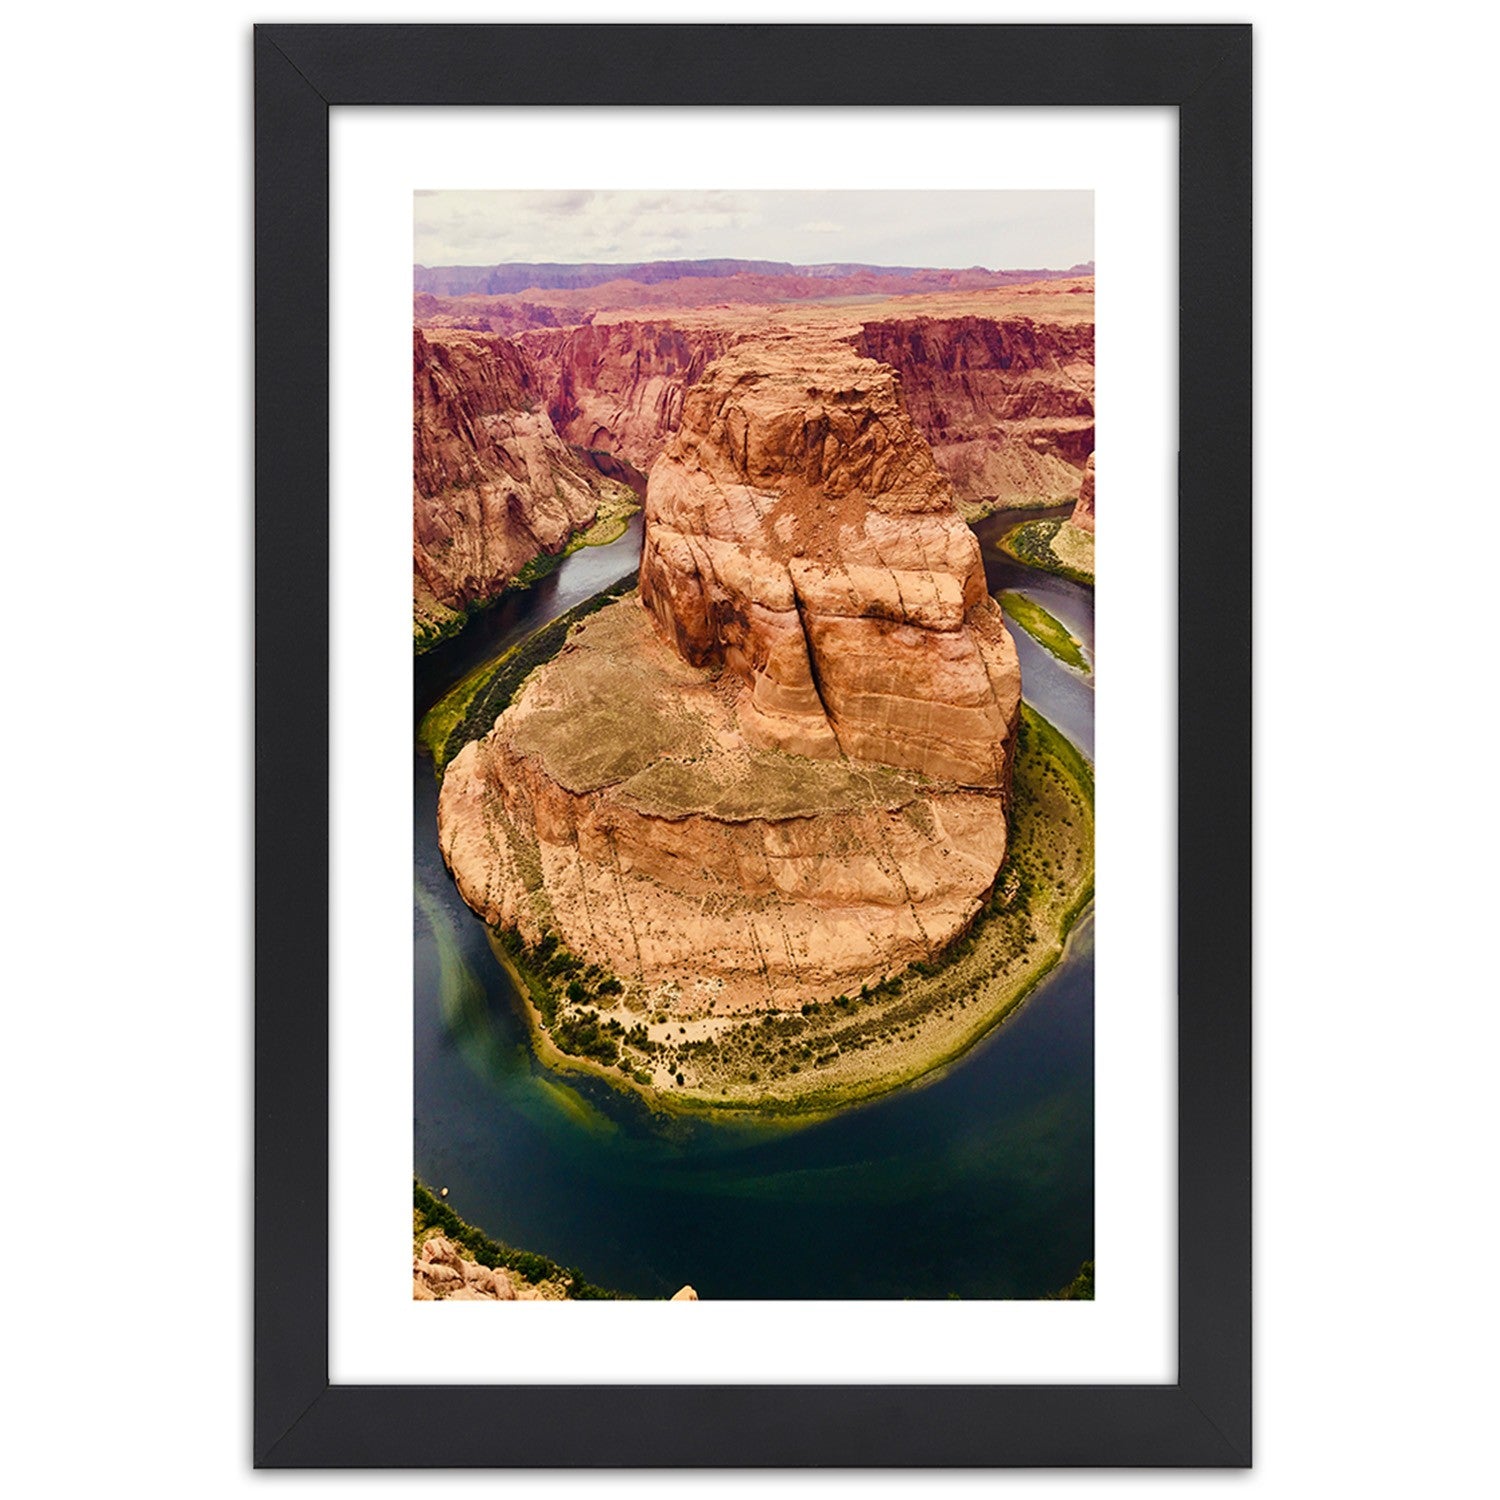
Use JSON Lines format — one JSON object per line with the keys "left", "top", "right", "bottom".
{"left": 413, "top": 328, "right": 624, "bottom": 643}
{"left": 1046, "top": 451, "right": 1096, "bottom": 583}
{"left": 413, "top": 1233, "right": 696, "bottom": 1302}
{"left": 852, "top": 317, "right": 1094, "bottom": 510}
{"left": 413, "top": 1234, "right": 563, "bottom": 1301}
{"left": 438, "top": 339, "right": 1021, "bottom": 1011}
{"left": 1069, "top": 451, "right": 1096, "bottom": 532}
{"left": 640, "top": 339, "right": 1021, "bottom": 787}
{"left": 521, "top": 321, "right": 736, "bottom": 474}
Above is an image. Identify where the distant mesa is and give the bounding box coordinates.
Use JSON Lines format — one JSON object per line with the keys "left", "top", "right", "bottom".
{"left": 414, "top": 256, "right": 1094, "bottom": 298}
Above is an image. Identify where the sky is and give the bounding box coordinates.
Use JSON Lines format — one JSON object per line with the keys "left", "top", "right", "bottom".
{"left": 413, "top": 190, "right": 1092, "bottom": 271}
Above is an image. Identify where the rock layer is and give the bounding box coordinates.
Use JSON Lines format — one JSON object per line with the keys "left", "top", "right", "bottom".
{"left": 513, "top": 306, "right": 1095, "bottom": 513}
{"left": 413, "top": 328, "right": 623, "bottom": 641}
{"left": 438, "top": 601, "right": 1013, "bottom": 1008}
{"left": 639, "top": 339, "right": 1022, "bottom": 788}
{"left": 522, "top": 321, "right": 736, "bottom": 473}
{"left": 438, "top": 339, "right": 1021, "bottom": 1009}
{"left": 1069, "top": 451, "right": 1096, "bottom": 533}
{"left": 852, "top": 316, "right": 1094, "bottom": 509}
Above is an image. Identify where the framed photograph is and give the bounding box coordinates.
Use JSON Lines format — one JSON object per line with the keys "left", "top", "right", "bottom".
{"left": 255, "top": 22, "right": 1250, "bottom": 1467}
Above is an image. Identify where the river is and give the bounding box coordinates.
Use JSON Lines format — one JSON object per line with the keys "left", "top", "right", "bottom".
{"left": 412, "top": 505, "right": 1094, "bottom": 1299}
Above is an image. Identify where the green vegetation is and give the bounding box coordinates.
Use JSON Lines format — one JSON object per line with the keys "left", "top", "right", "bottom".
{"left": 413, "top": 1179, "right": 624, "bottom": 1299}
{"left": 417, "top": 571, "right": 639, "bottom": 771}
{"left": 416, "top": 645, "right": 518, "bottom": 768}
{"left": 1047, "top": 1261, "right": 1095, "bottom": 1301}
{"left": 509, "top": 489, "right": 638, "bottom": 593}
{"left": 490, "top": 927, "right": 654, "bottom": 1082}
{"left": 999, "top": 591, "right": 1091, "bottom": 673}
{"left": 412, "top": 489, "right": 639, "bottom": 655}
{"left": 998, "top": 518, "right": 1095, "bottom": 587}
{"left": 958, "top": 496, "right": 1071, "bottom": 524}
{"left": 413, "top": 596, "right": 469, "bottom": 654}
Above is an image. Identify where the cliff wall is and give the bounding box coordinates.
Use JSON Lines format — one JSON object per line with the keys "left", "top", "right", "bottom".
{"left": 515, "top": 308, "right": 1094, "bottom": 513}
{"left": 852, "top": 316, "right": 1094, "bottom": 510}
{"left": 521, "top": 321, "right": 737, "bottom": 473}
{"left": 1069, "top": 451, "right": 1096, "bottom": 532}
{"left": 413, "top": 327, "right": 619, "bottom": 645}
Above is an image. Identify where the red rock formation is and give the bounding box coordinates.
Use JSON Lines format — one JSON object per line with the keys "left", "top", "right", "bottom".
{"left": 1070, "top": 452, "right": 1096, "bottom": 532}
{"left": 520, "top": 321, "right": 736, "bottom": 473}
{"left": 438, "top": 337, "right": 1022, "bottom": 1009}
{"left": 413, "top": 328, "right": 619, "bottom": 643}
{"left": 852, "top": 316, "right": 1094, "bottom": 509}
{"left": 641, "top": 338, "right": 1021, "bottom": 788}
{"left": 510, "top": 307, "right": 1095, "bottom": 516}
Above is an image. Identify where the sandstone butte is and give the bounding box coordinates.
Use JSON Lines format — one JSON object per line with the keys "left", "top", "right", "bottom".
{"left": 412, "top": 327, "right": 630, "bottom": 644}
{"left": 437, "top": 336, "right": 1024, "bottom": 1012}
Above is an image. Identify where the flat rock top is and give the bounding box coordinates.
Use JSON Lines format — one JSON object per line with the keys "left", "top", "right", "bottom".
{"left": 507, "top": 596, "right": 931, "bottom": 815}
{"left": 488, "top": 278, "right": 1096, "bottom": 336}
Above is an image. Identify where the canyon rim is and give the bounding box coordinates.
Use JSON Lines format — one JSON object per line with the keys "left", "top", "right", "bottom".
{"left": 413, "top": 190, "right": 1096, "bottom": 1301}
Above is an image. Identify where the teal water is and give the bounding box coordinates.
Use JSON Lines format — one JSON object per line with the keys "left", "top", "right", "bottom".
{"left": 413, "top": 509, "right": 1094, "bottom": 1299}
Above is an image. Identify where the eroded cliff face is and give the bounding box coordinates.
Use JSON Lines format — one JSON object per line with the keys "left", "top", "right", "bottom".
{"left": 413, "top": 328, "right": 622, "bottom": 645}
{"left": 851, "top": 317, "right": 1094, "bottom": 511}
{"left": 1069, "top": 451, "right": 1096, "bottom": 533}
{"left": 438, "top": 340, "right": 1022, "bottom": 1010}
{"left": 640, "top": 339, "right": 1021, "bottom": 787}
{"left": 521, "top": 321, "right": 737, "bottom": 474}
{"left": 514, "top": 307, "right": 1094, "bottom": 517}
{"left": 1044, "top": 451, "right": 1096, "bottom": 584}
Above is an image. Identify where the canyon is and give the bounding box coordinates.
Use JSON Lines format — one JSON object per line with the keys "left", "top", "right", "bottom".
{"left": 418, "top": 260, "right": 1095, "bottom": 1108}
{"left": 412, "top": 327, "right": 636, "bottom": 649}
{"left": 419, "top": 273, "right": 1095, "bottom": 518}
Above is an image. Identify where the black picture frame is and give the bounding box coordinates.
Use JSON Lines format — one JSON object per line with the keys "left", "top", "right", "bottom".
{"left": 255, "top": 22, "right": 1250, "bottom": 1468}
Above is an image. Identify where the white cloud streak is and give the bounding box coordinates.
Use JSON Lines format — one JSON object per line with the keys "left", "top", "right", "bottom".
{"left": 413, "top": 189, "right": 1091, "bottom": 270}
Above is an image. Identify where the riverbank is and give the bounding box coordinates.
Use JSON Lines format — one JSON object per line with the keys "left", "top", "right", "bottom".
{"left": 413, "top": 490, "right": 639, "bottom": 656}
{"left": 486, "top": 702, "right": 1093, "bottom": 1121}
{"left": 958, "top": 495, "right": 1078, "bottom": 524}
{"left": 417, "top": 569, "right": 639, "bottom": 770}
{"left": 999, "top": 517, "right": 1095, "bottom": 586}
{"left": 413, "top": 1179, "right": 625, "bottom": 1299}
{"left": 1000, "top": 590, "right": 1091, "bottom": 673}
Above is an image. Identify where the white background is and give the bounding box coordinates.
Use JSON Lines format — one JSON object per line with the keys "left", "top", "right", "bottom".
{"left": 6, "top": 0, "right": 1494, "bottom": 1495}
{"left": 330, "top": 107, "right": 1174, "bottom": 1388}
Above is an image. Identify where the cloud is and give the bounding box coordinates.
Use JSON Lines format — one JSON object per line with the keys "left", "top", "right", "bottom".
{"left": 413, "top": 190, "right": 1091, "bottom": 271}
